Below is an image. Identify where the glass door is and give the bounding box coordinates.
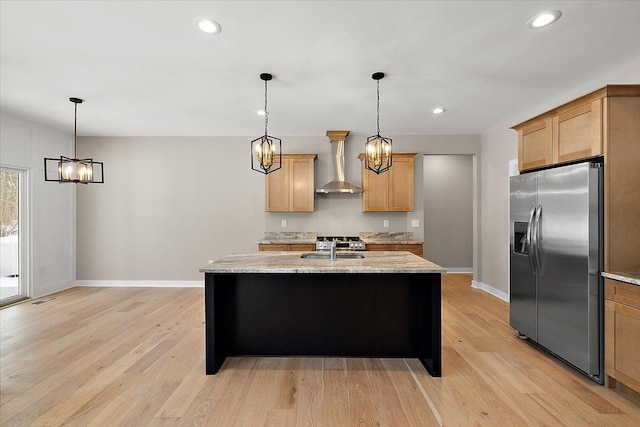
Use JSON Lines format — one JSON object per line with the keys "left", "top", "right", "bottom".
{"left": 1, "top": 167, "right": 28, "bottom": 306}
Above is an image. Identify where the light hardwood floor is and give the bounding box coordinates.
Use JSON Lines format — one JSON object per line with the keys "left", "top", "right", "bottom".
{"left": 1, "top": 274, "right": 639, "bottom": 426}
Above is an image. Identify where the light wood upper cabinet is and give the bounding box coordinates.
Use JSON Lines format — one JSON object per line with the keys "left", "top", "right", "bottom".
{"left": 516, "top": 99, "right": 603, "bottom": 172}
{"left": 518, "top": 117, "right": 553, "bottom": 171}
{"left": 553, "top": 99, "right": 602, "bottom": 164}
{"left": 265, "top": 154, "right": 317, "bottom": 212}
{"left": 358, "top": 153, "right": 416, "bottom": 212}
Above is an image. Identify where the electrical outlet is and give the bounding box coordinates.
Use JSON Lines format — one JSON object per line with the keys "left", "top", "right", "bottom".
{"left": 411, "top": 219, "right": 420, "bottom": 227}
{"left": 383, "top": 219, "right": 389, "bottom": 228}
{"left": 281, "top": 219, "right": 287, "bottom": 228}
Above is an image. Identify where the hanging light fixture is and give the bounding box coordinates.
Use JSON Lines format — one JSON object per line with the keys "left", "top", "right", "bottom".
{"left": 44, "top": 97, "right": 104, "bottom": 184}
{"left": 251, "top": 73, "right": 282, "bottom": 174}
{"left": 365, "top": 72, "right": 392, "bottom": 174}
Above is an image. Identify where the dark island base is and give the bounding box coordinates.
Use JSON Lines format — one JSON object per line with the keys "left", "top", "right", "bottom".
{"left": 205, "top": 272, "right": 441, "bottom": 376}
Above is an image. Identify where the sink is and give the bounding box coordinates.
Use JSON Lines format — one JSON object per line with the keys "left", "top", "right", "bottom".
{"left": 300, "top": 252, "right": 365, "bottom": 259}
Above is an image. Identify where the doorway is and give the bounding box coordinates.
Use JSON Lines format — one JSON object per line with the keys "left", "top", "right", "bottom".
{"left": 1, "top": 167, "right": 28, "bottom": 306}
{"left": 423, "top": 155, "right": 474, "bottom": 271}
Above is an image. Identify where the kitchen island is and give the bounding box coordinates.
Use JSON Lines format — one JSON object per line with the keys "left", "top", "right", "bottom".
{"left": 199, "top": 251, "right": 445, "bottom": 376}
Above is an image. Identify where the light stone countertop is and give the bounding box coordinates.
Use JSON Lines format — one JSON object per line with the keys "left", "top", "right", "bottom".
{"left": 359, "top": 232, "right": 424, "bottom": 245}
{"left": 602, "top": 272, "right": 640, "bottom": 287}
{"left": 200, "top": 251, "right": 444, "bottom": 274}
{"left": 257, "top": 232, "right": 317, "bottom": 244}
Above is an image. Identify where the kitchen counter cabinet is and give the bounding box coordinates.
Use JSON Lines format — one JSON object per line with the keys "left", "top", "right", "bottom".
{"left": 200, "top": 252, "right": 444, "bottom": 376}
{"left": 265, "top": 154, "right": 317, "bottom": 212}
{"left": 365, "top": 243, "right": 424, "bottom": 257}
{"left": 604, "top": 277, "right": 640, "bottom": 396}
{"left": 258, "top": 243, "right": 316, "bottom": 252}
{"left": 358, "top": 153, "right": 416, "bottom": 212}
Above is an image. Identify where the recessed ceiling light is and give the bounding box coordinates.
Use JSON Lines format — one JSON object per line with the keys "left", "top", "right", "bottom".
{"left": 527, "top": 10, "right": 562, "bottom": 29}
{"left": 194, "top": 17, "right": 222, "bottom": 34}
{"left": 432, "top": 107, "right": 446, "bottom": 115}
{"left": 257, "top": 110, "right": 266, "bottom": 116}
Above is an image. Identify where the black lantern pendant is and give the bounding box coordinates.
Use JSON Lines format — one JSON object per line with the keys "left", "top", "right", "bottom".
{"left": 251, "top": 73, "right": 282, "bottom": 174}
{"left": 44, "top": 97, "right": 104, "bottom": 184}
{"left": 365, "top": 72, "right": 392, "bottom": 174}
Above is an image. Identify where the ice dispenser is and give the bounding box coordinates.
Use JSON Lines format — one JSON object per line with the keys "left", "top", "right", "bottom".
{"left": 513, "top": 222, "right": 529, "bottom": 255}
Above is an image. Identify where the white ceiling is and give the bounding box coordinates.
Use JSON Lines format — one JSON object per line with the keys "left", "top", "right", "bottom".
{"left": 1, "top": 1, "right": 639, "bottom": 137}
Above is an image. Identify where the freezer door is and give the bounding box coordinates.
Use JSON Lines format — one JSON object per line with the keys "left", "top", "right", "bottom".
{"left": 509, "top": 173, "right": 537, "bottom": 340}
{"left": 536, "top": 162, "right": 601, "bottom": 376}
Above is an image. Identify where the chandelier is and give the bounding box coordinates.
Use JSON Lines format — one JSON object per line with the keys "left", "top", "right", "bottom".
{"left": 44, "top": 97, "right": 104, "bottom": 184}
{"left": 251, "top": 73, "right": 282, "bottom": 174}
{"left": 364, "top": 72, "right": 392, "bottom": 174}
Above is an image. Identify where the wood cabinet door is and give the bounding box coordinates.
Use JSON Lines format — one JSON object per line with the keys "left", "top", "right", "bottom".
{"left": 265, "top": 159, "right": 290, "bottom": 212}
{"left": 259, "top": 244, "right": 287, "bottom": 251}
{"left": 553, "top": 99, "right": 603, "bottom": 164}
{"left": 389, "top": 156, "right": 414, "bottom": 211}
{"left": 289, "top": 157, "right": 314, "bottom": 212}
{"left": 605, "top": 279, "right": 640, "bottom": 393}
{"left": 361, "top": 164, "right": 389, "bottom": 212}
{"left": 518, "top": 117, "right": 553, "bottom": 171}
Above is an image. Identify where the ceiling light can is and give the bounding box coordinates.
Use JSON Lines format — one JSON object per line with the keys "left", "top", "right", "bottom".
{"left": 194, "top": 17, "right": 222, "bottom": 34}
{"left": 527, "top": 10, "right": 562, "bottom": 29}
{"left": 432, "top": 107, "right": 446, "bottom": 115}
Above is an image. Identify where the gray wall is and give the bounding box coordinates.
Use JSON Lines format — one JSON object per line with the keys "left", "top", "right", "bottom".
{"left": 76, "top": 134, "right": 480, "bottom": 281}
{"left": 0, "top": 113, "right": 76, "bottom": 298}
{"left": 423, "top": 155, "right": 473, "bottom": 269}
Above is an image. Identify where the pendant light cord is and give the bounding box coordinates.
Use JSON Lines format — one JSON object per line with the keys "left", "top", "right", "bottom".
{"left": 74, "top": 101, "right": 78, "bottom": 158}
{"left": 376, "top": 79, "right": 380, "bottom": 135}
{"left": 264, "top": 79, "right": 268, "bottom": 136}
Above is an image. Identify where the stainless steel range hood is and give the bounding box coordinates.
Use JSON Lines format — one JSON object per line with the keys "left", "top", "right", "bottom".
{"left": 316, "top": 130, "right": 363, "bottom": 194}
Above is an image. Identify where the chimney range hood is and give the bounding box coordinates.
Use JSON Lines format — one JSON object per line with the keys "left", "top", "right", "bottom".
{"left": 316, "top": 130, "right": 363, "bottom": 194}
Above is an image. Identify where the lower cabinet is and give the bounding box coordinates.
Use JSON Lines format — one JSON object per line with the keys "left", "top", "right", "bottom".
{"left": 605, "top": 278, "right": 640, "bottom": 394}
{"left": 365, "top": 243, "right": 423, "bottom": 257}
{"left": 258, "top": 244, "right": 316, "bottom": 252}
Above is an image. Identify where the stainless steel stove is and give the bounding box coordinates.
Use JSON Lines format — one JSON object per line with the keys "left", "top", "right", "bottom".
{"left": 316, "top": 236, "right": 365, "bottom": 251}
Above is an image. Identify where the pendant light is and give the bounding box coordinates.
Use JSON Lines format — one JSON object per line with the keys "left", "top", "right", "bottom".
{"left": 364, "top": 72, "right": 392, "bottom": 174}
{"left": 44, "top": 97, "right": 104, "bottom": 184}
{"left": 251, "top": 73, "right": 282, "bottom": 174}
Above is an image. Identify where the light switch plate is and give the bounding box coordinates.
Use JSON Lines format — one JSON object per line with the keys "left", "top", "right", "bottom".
{"left": 411, "top": 219, "right": 420, "bottom": 227}
{"left": 281, "top": 219, "right": 287, "bottom": 228}
{"left": 383, "top": 219, "right": 389, "bottom": 228}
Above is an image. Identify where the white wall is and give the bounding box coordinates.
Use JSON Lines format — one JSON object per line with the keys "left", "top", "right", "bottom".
{"left": 0, "top": 113, "right": 76, "bottom": 298}
{"left": 76, "top": 134, "right": 480, "bottom": 281}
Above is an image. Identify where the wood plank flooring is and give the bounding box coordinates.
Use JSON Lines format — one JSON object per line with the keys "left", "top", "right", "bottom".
{"left": 1, "top": 274, "right": 639, "bottom": 426}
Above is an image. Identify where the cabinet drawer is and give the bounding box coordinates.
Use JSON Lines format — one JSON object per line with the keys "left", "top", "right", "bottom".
{"left": 605, "top": 278, "right": 640, "bottom": 307}
{"left": 259, "top": 244, "right": 287, "bottom": 251}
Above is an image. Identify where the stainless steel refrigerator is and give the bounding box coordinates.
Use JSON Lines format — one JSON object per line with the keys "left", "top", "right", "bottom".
{"left": 509, "top": 161, "right": 603, "bottom": 384}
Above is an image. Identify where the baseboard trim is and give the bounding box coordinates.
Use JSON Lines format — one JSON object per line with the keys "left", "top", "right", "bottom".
{"left": 76, "top": 280, "right": 204, "bottom": 288}
{"left": 445, "top": 268, "right": 473, "bottom": 273}
{"left": 471, "top": 280, "right": 509, "bottom": 302}
{"left": 35, "top": 279, "right": 75, "bottom": 299}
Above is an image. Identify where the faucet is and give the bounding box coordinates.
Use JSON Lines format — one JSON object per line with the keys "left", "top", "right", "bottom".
{"left": 330, "top": 241, "right": 337, "bottom": 260}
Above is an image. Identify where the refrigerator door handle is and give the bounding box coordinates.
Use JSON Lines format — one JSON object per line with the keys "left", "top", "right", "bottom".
{"left": 526, "top": 205, "right": 537, "bottom": 274}
{"left": 532, "top": 204, "right": 543, "bottom": 274}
